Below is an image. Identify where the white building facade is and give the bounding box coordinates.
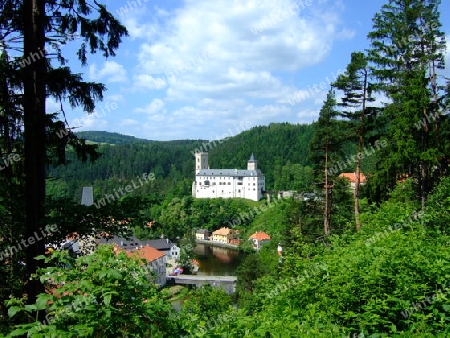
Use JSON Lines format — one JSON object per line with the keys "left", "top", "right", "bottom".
{"left": 192, "top": 153, "right": 265, "bottom": 202}
{"left": 147, "top": 254, "right": 167, "bottom": 287}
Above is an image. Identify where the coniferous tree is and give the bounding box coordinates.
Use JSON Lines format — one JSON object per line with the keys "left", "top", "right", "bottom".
{"left": 309, "top": 90, "right": 341, "bottom": 235}
{"left": 0, "top": 0, "right": 127, "bottom": 308}
{"left": 332, "top": 52, "right": 376, "bottom": 230}
{"left": 367, "top": 0, "right": 448, "bottom": 207}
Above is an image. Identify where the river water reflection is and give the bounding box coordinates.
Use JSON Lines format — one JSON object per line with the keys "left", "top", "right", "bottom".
{"left": 193, "top": 243, "right": 245, "bottom": 276}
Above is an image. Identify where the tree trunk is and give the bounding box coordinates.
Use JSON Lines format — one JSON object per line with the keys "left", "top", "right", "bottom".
{"left": 354, "top": 69, "right": 368, "bottom": 231}
{"left": 324, "top": 144, "right": 330, "bottom": 236}
{"left": 23, "top": 0, "right": 46, "bottom": 307}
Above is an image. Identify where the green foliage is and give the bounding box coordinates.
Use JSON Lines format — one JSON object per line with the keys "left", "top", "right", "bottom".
{"left": 47, "top": 124, "right": 316, "bottom": 200}
{"left": 155, "top": 196, "right": 256, "bottom": 239}
{"left": 5, "top": 245, "right": 180, "bottom": 337}
{"left": 75, "top": 131, "right": 152, "bottom": 144}
{"left": 193, "top": 177, "right": 450, "bottom": 336}
{"left": 3, "top": 1, "right": 450, "bottom": 336}
{"left": 367, "top": 0, "right": 449, "bottom": 201}
{"left": 309, "top": 90, "right": 342, "bottom": 167}
{"left": 242, "top": 197, "right": 291, "bottom": 238}
{"left": 180, "top": 285, "right": 232, "bottom": 322}
{"left": 235, "top": 247, "right": 280, "bottom": 310}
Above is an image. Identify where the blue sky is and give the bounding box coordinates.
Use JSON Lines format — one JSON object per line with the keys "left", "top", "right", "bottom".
{"left": 50, "top": 0, "right": 450, "bottom": 141}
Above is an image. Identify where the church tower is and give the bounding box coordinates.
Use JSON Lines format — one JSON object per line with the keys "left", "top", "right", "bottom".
{"left": 195, "top": 152, "right": 209, "bottom": 173}
{"left": 247, "top": 153, "right": 257, "bottom": 170}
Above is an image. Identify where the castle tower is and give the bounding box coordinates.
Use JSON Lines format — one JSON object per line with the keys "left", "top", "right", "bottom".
{"left": 195, "top": 152, "right": 209, "bottom": 172}
{"left": 247, "top": 153, "right": 257, "bottom": 170}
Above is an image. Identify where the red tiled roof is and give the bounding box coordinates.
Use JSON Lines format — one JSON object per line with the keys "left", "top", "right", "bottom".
{"left": 212, "top": 227, "right": 233, "bottom": 236}
{"left": 126, "top": 246, "right": 165, "bottom": 263}
{"left": 249, "top": 231, "right": 271, "bottom": 241}
{"left": 339, "top": 173, "right": 366, "bottom": 184}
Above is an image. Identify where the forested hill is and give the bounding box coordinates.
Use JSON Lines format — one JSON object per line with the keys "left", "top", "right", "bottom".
{"left": 75, "top": 131, "right": 152, "bottom": 144}
{"left": 47, "top": 123, "right": 315, "bottom": 196}
{"left": 207, "top": 122, "right": 314, "bottom": 170}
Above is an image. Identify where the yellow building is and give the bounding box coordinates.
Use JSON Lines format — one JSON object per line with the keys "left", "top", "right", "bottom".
{"left": 211, "top": 227, "right": 235, "bottom": 244}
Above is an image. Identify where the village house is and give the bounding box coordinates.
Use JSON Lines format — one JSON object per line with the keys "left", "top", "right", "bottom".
{"left": 195, "top": 229, "right": 209, "bottom": 240}
{"left": 249, "top": 231, "right": 271, "bottom": 250}
{"left": 146, "top": 239, "right": 181, "bottom": 260}
{"left": 339, "top": 173, "right": 367, "bottom": 190}
{"left": 126, "top": 246, "right": 167, "bottom": 287}
{"left": 192, "top": 152, "right": 265, "bottom": 201}
{"left": 98, "top": 235, "right": 180, "bottom": 259}
{"left": 211, "top": 227, "right": 236, "bottom": 244}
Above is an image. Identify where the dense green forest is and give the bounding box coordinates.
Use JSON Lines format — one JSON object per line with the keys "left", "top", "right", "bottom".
{"left": 74, "top": 131, "right": 155, "bottom": 145}
{"left": 2, "top": 0, "right": 450, "bottom": 337}
{"left": 48, "top": 124, "right": 321, "bottom": 200}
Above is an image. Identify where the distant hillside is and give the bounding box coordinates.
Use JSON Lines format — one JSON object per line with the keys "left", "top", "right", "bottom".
{"left": 75, "top": 131, "right": 152, "bottom": 144}
{"left": 208, "top": 123, "right": 315, "bottom": 186}
{"left": 47, "top": 123, "right": 316, "bottom": 198}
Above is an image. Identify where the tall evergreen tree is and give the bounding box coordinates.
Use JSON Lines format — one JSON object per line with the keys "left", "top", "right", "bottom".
{"left": 367, "top": 0, "right": 448, "bottom": 207}
{"left": 309, "top": 90, "right": 341, "bottom": 235}
{"left": 332, "top": 52, "right": 376, "bottom": 230}
{"left": 0, "top": 0, "right": 127, "bottom": 309}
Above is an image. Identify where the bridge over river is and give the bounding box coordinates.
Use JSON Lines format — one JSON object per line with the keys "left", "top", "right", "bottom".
{"left": 167, "top": 275, "right": 237, "bottom": 294}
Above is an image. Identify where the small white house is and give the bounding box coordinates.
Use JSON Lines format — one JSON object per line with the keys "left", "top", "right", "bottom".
{"left": 196, "top": 229, "right": 209, "bottom": 240}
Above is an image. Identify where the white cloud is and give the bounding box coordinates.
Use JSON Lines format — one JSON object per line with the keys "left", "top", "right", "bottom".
{"left": 296, "top": 109, "right": 320, "bottom": 123}
{"left": 95, "top": 0, "right": 355, "bottom": 139}
{"left": 132, "top": 0, "right": 350, "bottom": 102}
{"left": 46, "top": 98, "right": 61, "bottom": 114}
{"left": 90, "top": 61, "right": 127, "bottom": 83}
{"left": 70, "top": 113, "right": 108, "bottom": 130}
{"left": 120, "top": 119, "right": 139, "bottom": 126}
{"left": 105, "top": 94, "right": 126, "bottom": 103}
{"left": 133, "top": 74, "right": 167, "bottom": 90}
{"left": 135, "top": 98, "right": 166, "bottom": 114}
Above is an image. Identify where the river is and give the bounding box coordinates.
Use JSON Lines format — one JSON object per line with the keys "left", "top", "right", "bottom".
{"left": 193, "top": 243, "right": 245, "bottom": 276}
{"left": 170, "top": 243, "right": 244, "bottom": 311}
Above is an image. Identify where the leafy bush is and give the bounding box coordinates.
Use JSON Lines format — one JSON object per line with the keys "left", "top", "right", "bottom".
{"left": 5, "top": 245, "right": 180, "bottom": 337}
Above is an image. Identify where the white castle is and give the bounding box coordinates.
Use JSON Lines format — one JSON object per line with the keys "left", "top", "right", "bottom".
{"left": 192, "top": 152, "right": 265, "bottom": 201}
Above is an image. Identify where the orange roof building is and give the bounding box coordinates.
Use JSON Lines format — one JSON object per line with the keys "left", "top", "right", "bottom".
{"left": 211, "top": 227, "right": 236, "bottom": 244}
{"left": 126, "top": 246, "right": 165, "bottom": 262}
{"left": 249, "top": 231, "right": 271, "bottom": 241}
{"left": 249, "top": 231, "right": 271, "bottom": 250}
{"left": 125, "top": 246, "right": 167, "bottom": 287}
{"left": 339, "top": 173, "right": 367, "bottom": 190}
{"left": 339, "top": 172, "right": 366, "bottom": 184}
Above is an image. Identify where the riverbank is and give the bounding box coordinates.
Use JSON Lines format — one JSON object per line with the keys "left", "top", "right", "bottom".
{"left": 195, "top": 239, "right": 240, "bottom": 250}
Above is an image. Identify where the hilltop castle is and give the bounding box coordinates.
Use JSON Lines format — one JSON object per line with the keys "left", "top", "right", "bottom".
{"left": 192, "top": 152, "right": 265, "bottom": 201}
